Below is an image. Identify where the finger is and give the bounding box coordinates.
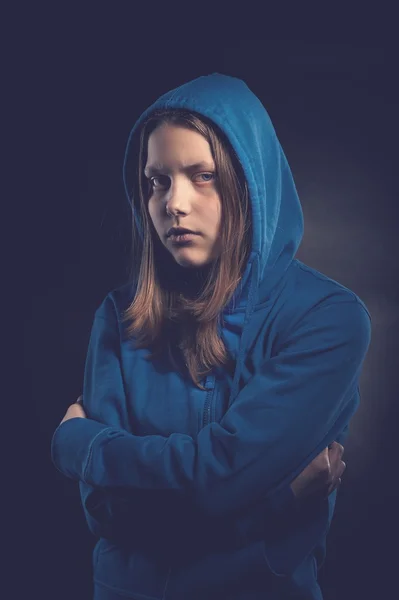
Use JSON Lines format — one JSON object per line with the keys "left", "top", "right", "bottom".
{"left": 314, "top": 449, "right": 331, "bottom": 482}
{"left": 317, "top": 448, "right": 330, "bottom": 467}
{"left": 326, "top": 477, "right": 342, "bottom": 497}
{"left": 325, "top": 453, "right": 345, "bottom": 490}
{"left": 328, "top": 454, "right": 346, "bottom": 487}
{"left": 335, "top": 477, "right": 342, "bottom": 490}
{"left": 328, "top": 444, "right": 344, "bottom": 468}
{"left": 328, "top": 441, "right": 344, "bottom": 452}
{"left": 329, "top": 442, "right": 343, "bottom": 457}
{"left": 330, "top": 441, "right": 344, "bottom": 457}
{"left": 327, "top": 447, "right": 339, "bottom": 475}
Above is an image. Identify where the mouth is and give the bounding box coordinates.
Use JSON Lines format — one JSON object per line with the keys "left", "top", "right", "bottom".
{"left": 167, "top": 227, "right": 197, "bottom": 237}
{"left": 168, "top": 232, "right": 198, "bottom": 244}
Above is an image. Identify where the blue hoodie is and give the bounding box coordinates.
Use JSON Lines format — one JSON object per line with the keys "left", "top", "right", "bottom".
{"left": 51, "top": 74, "right": 371, "bottom": 599}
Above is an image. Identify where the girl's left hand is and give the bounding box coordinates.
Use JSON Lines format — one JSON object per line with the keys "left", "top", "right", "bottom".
{"left": 60, "top": 395, "right": 87, "bottom": 425}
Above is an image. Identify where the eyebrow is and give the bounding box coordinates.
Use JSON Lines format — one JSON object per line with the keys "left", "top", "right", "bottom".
{"left": 144, "top": 161, "right": 214, "bottom": 176}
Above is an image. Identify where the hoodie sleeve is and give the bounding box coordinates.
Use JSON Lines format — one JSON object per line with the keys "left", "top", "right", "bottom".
{"left": 65, "top": 297, "right": 296, "bottom": 544}
{"left": 51, "top": 297, "right": 371, "bottom": 520}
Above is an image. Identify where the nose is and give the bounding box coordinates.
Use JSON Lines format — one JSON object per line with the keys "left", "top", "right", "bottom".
{"left": 164, "top": 178, "right": 192, "bottom": 216}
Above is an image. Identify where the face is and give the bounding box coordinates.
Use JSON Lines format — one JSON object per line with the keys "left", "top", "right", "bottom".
{"left": 145, "top": 124, "right": 222, "bottom": 269}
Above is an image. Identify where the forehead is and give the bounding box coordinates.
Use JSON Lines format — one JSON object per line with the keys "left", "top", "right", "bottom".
{"left": 146, "top": 124, "right": 213, "bottom": 164}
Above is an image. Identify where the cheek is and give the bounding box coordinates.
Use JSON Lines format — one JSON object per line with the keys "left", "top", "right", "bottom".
{"left": 147, "top": 200, "right": 157, "bottom": 225}
{"left": 210, "top": 198, "right": 222, "bottom": 228}
{"left": 147, "top": 201, "right": 165, "bottom": 241}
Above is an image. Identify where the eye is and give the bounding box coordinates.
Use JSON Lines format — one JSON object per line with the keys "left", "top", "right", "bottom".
{"left": 194, "top": 172, "right": 215, "bottom": 183}
{"left": 146, "top": 172, "right": 215, "bottom": 190}
{"left": 149, "top": 175, "right": 169, "bottom": 189}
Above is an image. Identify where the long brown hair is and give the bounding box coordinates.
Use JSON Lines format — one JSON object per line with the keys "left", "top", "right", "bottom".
{"left": 121, "top": 109, "right": 252, "bottom": 390}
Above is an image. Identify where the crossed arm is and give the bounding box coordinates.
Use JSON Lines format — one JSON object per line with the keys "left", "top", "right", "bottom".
{"left": 52, "top": 297, "right": 368, "bottom": 551}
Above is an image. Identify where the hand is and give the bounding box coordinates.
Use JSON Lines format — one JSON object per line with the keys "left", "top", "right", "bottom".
{"left": 60, "top": 395, "right": 87, "bottom": 425}
{"left": 290, "top": 441, "right": 346, "bottom": 500}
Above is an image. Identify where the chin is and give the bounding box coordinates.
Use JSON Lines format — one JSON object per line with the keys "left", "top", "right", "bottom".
{"left": 175, "top": 259, "right": 209, "bottom": 269}
{"left": 173, "top": 254, "right": 213, "bottom": 269}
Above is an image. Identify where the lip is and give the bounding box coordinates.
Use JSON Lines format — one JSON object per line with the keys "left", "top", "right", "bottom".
{"left": 168, "top": 232, "right": 198, "bottom": 243}
{"left": 167, "top": 228, "right": 197, "bottom": 238}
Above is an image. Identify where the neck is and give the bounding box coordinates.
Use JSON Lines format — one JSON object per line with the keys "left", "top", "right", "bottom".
{"left": 179, "top": 263, "right": 212, "bottom": 297}
{"left": 156, "top": 245, "right": 215, "bottom": 298}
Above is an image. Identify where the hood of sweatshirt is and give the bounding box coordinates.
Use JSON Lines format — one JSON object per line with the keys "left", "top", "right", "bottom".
{"left": 122, "top": 73, "right": 304, "bottom": 403}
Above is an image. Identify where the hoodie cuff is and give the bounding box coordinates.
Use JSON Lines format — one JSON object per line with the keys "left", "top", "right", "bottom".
{"left": 51, "top": 418, "right": 111, "bottom": 482}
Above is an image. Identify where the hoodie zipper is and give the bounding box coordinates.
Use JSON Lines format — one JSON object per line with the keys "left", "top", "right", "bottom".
{"left": 202, "top": 375, "right": 215, "bottom": 428}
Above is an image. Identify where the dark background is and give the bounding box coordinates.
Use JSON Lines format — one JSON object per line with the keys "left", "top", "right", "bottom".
{"left": 16, "top": 10, "right": 398, "bottom": 600}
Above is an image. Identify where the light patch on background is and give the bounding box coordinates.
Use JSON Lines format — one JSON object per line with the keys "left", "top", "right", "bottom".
{"left": 296, "top": 209, "right": 397, "bottom": 480}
